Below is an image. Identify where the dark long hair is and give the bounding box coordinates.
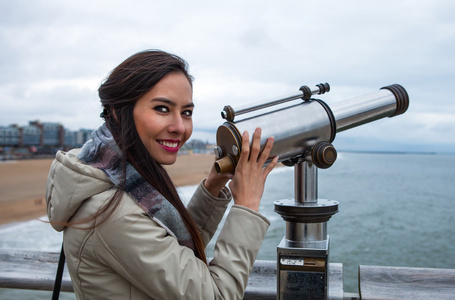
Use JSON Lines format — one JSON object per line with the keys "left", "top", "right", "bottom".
{"left": 97, "top": 50, "right": 207, "bottom": 263}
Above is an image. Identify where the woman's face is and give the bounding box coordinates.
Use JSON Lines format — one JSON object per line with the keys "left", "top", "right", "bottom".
{"left": 133, "top": 72, "right": 193, "bottom": 165}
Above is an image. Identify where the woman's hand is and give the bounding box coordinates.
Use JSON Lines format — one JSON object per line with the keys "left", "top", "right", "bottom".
{"left": 228, "top": 127, "right": 278, "bottom": 212}
{"left": 204, "top": 160, "right": 232, "bottom": 197}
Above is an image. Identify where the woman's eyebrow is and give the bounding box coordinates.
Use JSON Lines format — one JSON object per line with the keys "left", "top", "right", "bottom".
{"left": 152, "top": 98, "right": 194, "bottom": 108}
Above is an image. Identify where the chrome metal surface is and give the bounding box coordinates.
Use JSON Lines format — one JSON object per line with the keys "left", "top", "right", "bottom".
{"left": 295, "top": 162, "right": 318, "bottom": 203}
{"left": 286, "top": 222, "right": 327, "bottom": 244}
{"left": 232, "top": 100, "right": 332, "bottom": 163}
{"left": 214, "top": 146, "right": 223, "bottom": 159}
{"left": 232, "top": 145, "right": 239, "bottom": 156}
{"left": 274, "top": 199, "right": 339, "bottom": 223}
{"left": 331, "top": 89, "right": 397, "bottom": 133}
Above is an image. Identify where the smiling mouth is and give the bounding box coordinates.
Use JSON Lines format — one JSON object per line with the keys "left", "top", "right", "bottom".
{"left": 160, "top": 141, "right": 178, "bottom": 148}
{"left": 158, "top": 140, "right": 180, "bottom": 152}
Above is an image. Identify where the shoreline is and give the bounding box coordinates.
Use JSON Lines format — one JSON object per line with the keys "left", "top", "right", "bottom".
{"left": 0, "top": 153, "right": 216, "bottom": 225}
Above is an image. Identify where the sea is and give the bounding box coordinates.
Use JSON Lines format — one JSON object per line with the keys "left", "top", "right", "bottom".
{"left": 1, "top": 152, "right": 454, "bottom": 299}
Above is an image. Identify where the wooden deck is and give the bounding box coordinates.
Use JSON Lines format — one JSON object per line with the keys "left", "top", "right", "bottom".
{"left": 1, "top": 248, "right": 455, "bottom": 299}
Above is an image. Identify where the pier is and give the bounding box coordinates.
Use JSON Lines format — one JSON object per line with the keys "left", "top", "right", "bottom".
{"left": 1, "top": 248, "right": 455, "bottom": 299}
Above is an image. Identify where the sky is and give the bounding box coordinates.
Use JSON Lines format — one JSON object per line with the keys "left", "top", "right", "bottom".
{"left": 1, "top": 0, "right": 454, "bottom": 153}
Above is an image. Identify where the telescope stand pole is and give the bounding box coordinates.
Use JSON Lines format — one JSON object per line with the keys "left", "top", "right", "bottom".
{"left": 295, "top": 161, "right": 318, "bottom": 203}
{"left": 274, "top": 161, "right": 338, "bottom": 299}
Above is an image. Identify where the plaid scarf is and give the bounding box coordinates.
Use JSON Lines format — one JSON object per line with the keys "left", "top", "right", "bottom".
{"left": 77, "top": 124, "right": 195, "bottom": 251}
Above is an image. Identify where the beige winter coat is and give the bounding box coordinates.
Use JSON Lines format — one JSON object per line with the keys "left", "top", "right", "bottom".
{"left": 46, "top": 149, "right": 270, "bottom": 300}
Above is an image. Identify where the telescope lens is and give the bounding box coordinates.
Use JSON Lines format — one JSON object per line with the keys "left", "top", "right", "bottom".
{"left": 380, "top": 84, "right": 409, "bottom": 117}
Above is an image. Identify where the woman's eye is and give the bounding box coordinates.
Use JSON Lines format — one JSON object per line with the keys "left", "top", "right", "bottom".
{"left": 182, "top": 110, "right": 193, "bottom": 117}
{"left": 154, "top": 106, "right": 169, "bottom": 113}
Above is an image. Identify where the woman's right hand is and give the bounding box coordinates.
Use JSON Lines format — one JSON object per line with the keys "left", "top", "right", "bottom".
{"left": 228, "top": 127, "right": 278, "bottom": 212}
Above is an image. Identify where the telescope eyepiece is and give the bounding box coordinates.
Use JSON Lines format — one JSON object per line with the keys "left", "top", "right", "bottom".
{"left": 214, "top": 155, "right": 235, "bottom": 174}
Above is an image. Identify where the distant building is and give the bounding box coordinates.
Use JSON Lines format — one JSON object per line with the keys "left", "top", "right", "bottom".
{"left": 74, "top": 129, "right": 93, "bottom": 147}
{"left": 41, "top": 122, "right": 63, "bottom": 147}
{"left": 0, "top": 120, "right": 94, "bottom": 157}
{"left": 0, "top": 125, "right": 20, "bottom": 146}
{"left": 64, "top": 128, "right": 77, "bottom": 147}
{"left": 63, "top": 128, "right": 93, "bottom": 148}
{"left": 21, "top": 123, "right": 41, "bottom": 147}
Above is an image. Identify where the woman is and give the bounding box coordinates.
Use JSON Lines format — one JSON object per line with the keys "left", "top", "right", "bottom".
{"left": 46, "top": 49, "right": 278, "bottom": 299}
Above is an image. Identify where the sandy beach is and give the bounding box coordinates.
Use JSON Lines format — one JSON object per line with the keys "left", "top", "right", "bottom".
{"left": 0, "top": 153, "right": 216, "bottom": 225}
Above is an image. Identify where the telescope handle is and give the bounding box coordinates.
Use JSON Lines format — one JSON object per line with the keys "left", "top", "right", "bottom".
{"left": 221, "top": 83, "right": 330, "bottom": 122}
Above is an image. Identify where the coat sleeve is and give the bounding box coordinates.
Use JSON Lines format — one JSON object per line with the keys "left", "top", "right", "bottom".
{"left": 186, "top": 180, "right": 232, "bottom": 246}
{"left": 93, "top": 194, "right": 270, "bottom": 300}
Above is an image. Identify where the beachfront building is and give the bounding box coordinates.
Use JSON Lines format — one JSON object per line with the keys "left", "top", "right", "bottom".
{"left": 0, "top": 121, "right": 94, "bottom": 157}
{"left": 75, "top": 129, "right": 93, "bottom": 147}
{"left": 21, "top": 123, "right": 41, "bottom": 147}
{"left": 22, "top": 121, "right": 64, "bottom": 148}
{"left": 41, "top": 122, "right": 64, "bottom": 147}
{"left": 63, "top": 128, "right": 93, "bottom": 148}
{"left": 0, "top": 125, "right": 20, "bottom": 146}
{"left": 64, "top": 129, "right": 77, "bottom": 148}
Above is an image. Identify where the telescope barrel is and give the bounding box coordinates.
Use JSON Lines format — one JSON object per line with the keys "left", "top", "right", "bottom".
{"left": 332, "top": 84, "right": 409, "bottom": 132}
{"left": 214, "top": 84, "right": 409, "bottom": 174}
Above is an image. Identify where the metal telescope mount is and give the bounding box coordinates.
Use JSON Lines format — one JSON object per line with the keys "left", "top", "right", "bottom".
{"left": 274, "top": 156, "right": 338, "bottom": 300}
{"left": 214, "top": 82, "right": 409, "bottom": 299}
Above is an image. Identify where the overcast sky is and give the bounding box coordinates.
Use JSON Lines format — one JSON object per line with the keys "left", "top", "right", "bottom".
{"left": 1, "top": 0, "right": 454, "bottom": 153}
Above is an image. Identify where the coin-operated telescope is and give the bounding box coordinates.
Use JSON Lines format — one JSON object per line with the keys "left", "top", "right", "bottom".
{"left": 214, "top": 83, "right": 409, "bottom": 299}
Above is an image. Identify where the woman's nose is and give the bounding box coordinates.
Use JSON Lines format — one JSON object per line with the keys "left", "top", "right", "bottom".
{"left": 168, "top": 115, "right": 186, "bottom": 134}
